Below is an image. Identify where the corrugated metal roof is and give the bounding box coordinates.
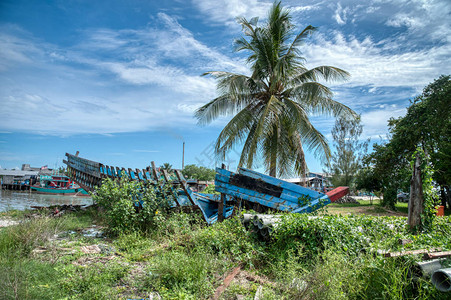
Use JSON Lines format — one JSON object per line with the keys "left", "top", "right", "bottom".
{"left": 0, "top": 170, "right": 39, "bottom": 176}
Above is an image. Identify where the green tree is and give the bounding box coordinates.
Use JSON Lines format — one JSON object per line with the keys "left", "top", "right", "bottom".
{"left": 355, "top": 167, "right": 381, "bottom": 193}
{"left": 196, "top": 2, "right": 355, "bottom": 177}
{"left": 365, "top": 75, "right": 450, "bottom": 209}
{"left": 327, "top": 116, "right": 369, "bottom": 188}
{"left": 364, "top": 138, "right": 411, "bottom": 208}
{"left": 182, "top": 164, "right": 216, "bottom": 181}
{"left": 160, "top": 163, "right": 173, "bottom": 172}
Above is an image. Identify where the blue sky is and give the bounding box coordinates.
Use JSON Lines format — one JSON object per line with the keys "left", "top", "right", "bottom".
{"left": 0, "top": 0, "right": 450, "bottom": 173}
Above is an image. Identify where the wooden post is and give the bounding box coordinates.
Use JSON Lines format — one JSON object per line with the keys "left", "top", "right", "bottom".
{"left": 218, "top": 164, "right": 226, "bottom": 222}
{"left": 182, "top": 142, "right": 185, "bottom": 170}
{"left": 408, "top": 152, "right": 424, "bottom": 228}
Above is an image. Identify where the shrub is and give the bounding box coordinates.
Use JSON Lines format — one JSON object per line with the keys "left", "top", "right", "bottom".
{"left": 92, "top": 177, "right": 171, "bottom": 236}
{"left": 270, "top": 214, "right": 451, "bottom": 258}
{"left": 189, "top": 216, "right": 257, "bottom": 262}
{"left": 146, "top": 250, "right": 228, "bottom": 299}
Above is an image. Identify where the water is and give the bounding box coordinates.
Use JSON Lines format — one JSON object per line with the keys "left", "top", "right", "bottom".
{"left": 0, "top": 190, "right": 93, "bottom": 212}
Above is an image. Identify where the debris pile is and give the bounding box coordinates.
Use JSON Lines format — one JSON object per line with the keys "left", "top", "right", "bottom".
{"left": 29, "top": 204, "right": 95, "bottom": 217}
{"left": 334, "top": 195, "right": 359, "bottom": 204}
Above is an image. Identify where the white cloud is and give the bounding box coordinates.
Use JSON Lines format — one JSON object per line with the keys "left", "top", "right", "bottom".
{"left": 304, "top": 32, "right": 450, "bottom": 90}
{"left": 0, "top": 13, "right": 251, "bottom": 136}
{"left": 334, "top": 3, "right": 348, "bottom": 25}
{"left": 0, "top": 30, "right": 43, "bottom": 70}
{"left": 192, "top": 0, "right": 271, "bottom": 26}
{"left": 360, "top": 106, "right": 406, "bottom": 139}
{"left": 384, "top": 0, "right": 451, "bottom": 42}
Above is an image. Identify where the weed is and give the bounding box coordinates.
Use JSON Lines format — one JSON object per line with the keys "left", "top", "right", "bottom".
{"left": 146, "top": 250, "right": 230, "bottom": 299}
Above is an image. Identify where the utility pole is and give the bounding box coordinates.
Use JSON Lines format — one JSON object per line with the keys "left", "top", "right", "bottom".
{"left": 182, "top": 142, "right": 185, "bottom": 170}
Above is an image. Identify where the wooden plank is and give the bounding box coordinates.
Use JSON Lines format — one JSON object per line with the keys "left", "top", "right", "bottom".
{"left": 121, "top": 167, "right": 128, "bottom": 178}
{"left": 162, "top": 169, "right": 180, "bottom": 206}
{"left": 175, "top": 169, "right": 196, "bottom": 206}
{"left": 128, "top": 168, "right": 136, "bottom": 180}
{"left": 64, "top": 155, "right": 101, "bottom": 178}
{"left": 65, "top": 153, "right": 101, "bottom": 178}
{"left": 218, "top": 164, "right": 226, "bottom": 222}
{"left": 213, "top": 266, "right": 241, "bottom": 300}
{"left": 423, "top": 251, "right": 451, "bottom": 260}
{"left": 381, "top": 248, "right": 442, "bottom": 258}
{"left": 194, "top": 192, "right": 220, "bottom": 202}
{"left": 151, "top": 162, "right": 160, "bottom": 181}
{"left": 110, "top": 166, "right": 117, "bottom": 177}
{"left": 106, "top": 165, "right": 113, "bottom": 177}
{"left": 136, "top": 168, "right": 144, "bottom": 181}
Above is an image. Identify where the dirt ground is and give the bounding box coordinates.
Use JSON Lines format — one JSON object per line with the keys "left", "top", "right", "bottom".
{"left": 322, "top": 196, "right": 408, "bottom": 217}
{"left": 325, "top": 205, "right": 408, "bottom": 217}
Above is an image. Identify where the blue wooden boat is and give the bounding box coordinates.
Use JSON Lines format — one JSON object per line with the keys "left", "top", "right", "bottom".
{"left": 215, "top": 167, "right": 348, "bottom": 217}
{"left": 63, "top": 152, "right": 348, "bottom": 224}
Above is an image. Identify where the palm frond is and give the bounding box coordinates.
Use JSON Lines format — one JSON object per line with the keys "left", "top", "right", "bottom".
{"left": 214, "top": 103, "right": 260, "bottom": 160}
{"left": 293, "top": 66, "right": 350, "bottom": 83}
{"left": 285, "top": 25, "right": 317, "bottom": 57}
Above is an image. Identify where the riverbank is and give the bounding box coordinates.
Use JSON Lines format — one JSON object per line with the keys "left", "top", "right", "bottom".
{"left": 1, "top": 205, "right": 450, "bottom": 299}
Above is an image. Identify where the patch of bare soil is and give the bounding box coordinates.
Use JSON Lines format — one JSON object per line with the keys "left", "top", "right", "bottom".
{"left": 326, "top": 205, "right": 407, "bottom": 217}
{"left": 72, "top": 255, "right": 117, "bottom": 266}
{"left": 0, "top": 217, "right": 20, "bottom": 227}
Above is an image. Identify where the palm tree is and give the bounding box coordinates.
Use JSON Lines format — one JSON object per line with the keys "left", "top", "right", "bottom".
{"left": 160, "top": 163, "right": 172, "bottom": 172}
{"left": 195, "top": 2, "right": 356, "bottom": 177}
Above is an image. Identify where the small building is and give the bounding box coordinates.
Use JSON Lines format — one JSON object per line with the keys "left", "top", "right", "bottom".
{"left": 0, "top": 169, "right": 39, "bottom": 186}
{"left": 285, "top": 172, "right": 332, "bottom": 193}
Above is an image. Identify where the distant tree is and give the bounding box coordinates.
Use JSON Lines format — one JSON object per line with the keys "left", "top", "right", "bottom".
{"left": 182, "top": 164, "right": 216, "bottom": 181}
{"left": 160, "top": 163, "right": 172, "bottom": 172}
{"left": 326, "top": 116, "right": 369, "bottom": 189}
{"left": 364, "top": 138, "right": 411, "bottom": 208}
{"left": 355, "top": 167, "right": 381, "bottom": 193}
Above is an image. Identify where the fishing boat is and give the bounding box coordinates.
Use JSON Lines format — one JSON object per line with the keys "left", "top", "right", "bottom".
{"left": 31, "top": 173, "right": 89, "bottom": 196}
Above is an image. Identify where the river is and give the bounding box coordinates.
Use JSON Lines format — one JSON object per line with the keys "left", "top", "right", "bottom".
{"left": 0, "top": 189, "right": 93, "bottom": 212}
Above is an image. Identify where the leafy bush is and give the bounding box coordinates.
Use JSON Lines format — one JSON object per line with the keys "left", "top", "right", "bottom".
{"left": 189, "top": 216, "right": 256, "bottom": 262}
{"left": 271, "top": 214, "right": 451, "bottom": 258}
{"left": 202, "top": 184, "right": 219, "bottom": 194}
{"left": 93, "top": 177, "right": 171, "bottom": 236}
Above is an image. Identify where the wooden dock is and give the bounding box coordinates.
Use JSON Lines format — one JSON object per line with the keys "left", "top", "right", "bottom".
{"left": 1, "top": 183, "right": 30, "bottom": 191}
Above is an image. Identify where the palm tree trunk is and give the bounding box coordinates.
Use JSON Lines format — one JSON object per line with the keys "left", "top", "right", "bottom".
{"left": 269, "top": 152, "right": 277, "bottom": 177}
{"left": 269, "top": 127, "right": 278, "bottom": 177}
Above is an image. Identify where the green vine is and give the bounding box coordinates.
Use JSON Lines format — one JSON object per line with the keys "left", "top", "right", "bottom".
{"left": 412, "top": 147, "right": 438, "bottom": 231}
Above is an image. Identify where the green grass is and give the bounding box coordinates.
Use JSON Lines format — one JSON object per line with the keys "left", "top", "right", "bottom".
{"left": 0, "top": 209, "right": 30, "bottom": 219}
{"left": 1, "top": 207, "right": 450, "bottom": 299}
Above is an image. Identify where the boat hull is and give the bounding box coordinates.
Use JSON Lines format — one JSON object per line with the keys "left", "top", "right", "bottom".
{"left": 30, "top": 186, "right": 89, "bottom": 196}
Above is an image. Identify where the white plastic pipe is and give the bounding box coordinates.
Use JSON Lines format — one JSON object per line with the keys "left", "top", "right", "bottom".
{"left": 431, "top": 268, "right": 451, "bottom": 292}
